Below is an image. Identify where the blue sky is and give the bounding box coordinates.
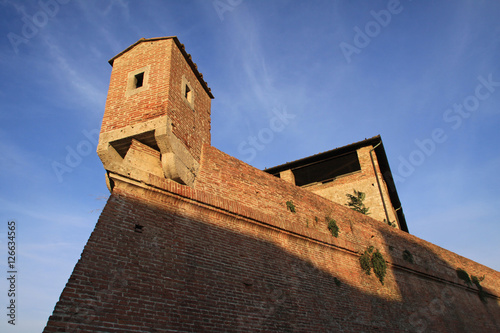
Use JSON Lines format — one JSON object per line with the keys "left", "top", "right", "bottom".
{"left": 0, "top": 0, "right": 499, "bottom": 331}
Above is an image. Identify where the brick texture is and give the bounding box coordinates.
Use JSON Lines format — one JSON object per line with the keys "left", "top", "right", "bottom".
{"left": 101, "top": 38, "right": 211, "bottom": 163}
{"left": 44, "top": 144, "right": 500, "bottom": 332}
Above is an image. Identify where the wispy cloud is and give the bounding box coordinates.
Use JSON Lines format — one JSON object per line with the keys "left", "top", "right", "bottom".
{"left": 41, "top": 35, "right": 107, "bottom": 111}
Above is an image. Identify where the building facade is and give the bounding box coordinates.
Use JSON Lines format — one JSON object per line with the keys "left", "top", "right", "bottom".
{"left": 264, "top": 136, "right": 408, "bottom": 232}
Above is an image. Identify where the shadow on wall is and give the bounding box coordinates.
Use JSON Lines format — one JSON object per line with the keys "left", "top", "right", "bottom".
{"left": 45, "top": 194, "right": 500, "bottom": 333}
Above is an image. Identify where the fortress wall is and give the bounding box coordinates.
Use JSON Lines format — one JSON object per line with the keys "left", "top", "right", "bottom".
{"left": 195, "top": 145, "right": 499, "bottom": 291}
{"left": 45, "top": 145, "right": 500, "bottom": 332}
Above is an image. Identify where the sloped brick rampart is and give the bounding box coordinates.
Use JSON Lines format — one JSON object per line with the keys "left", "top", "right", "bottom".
{"left": 45, "top": 145, "right": 500, "bottom": 332}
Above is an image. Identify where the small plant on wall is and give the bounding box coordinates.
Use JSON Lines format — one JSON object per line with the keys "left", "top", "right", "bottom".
{"left": 326, "top": 217, "right": 339, "bottom": 238}
{"left": 345, "top": 190, "right": 370, "bottom": 215}
{"left": 359, "top": 246, "right": 373, "bottom": 274}
{"left": 471, "top": 275, "right": 487, "bottom": 303}
{"left": 456, "top": 268, "right": 472, "bottom": 286}
{"left": 359, "top": 246, "right": 387, "bottom": 285}
{"left": 286, "top": 200, "right": 296, "bottom": 213}
{"left": 402, "top": 249, "right": 414, "bottom": 264}
{"left": 371, "top": 249, "right": 387, "bottom": 284}
{"left": 456, "top": 268, "right": 487, "bottom": 303}
{"left": 384, "top": 219, "right": 397, "bottom": 228}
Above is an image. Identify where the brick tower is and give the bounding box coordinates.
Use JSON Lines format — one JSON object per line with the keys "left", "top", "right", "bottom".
{"left": 97, "top": 36, "right": 214, "bottom": 187}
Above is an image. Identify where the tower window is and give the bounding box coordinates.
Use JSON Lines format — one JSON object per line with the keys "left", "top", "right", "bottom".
{"left": 126, "top": 65, "right": 150, "bottom": 97}
{"left": 181, "top": 76, "right": 195, "bottom": 110}
{"left": 135, "top": 72, "right": 144, "bottom": 88}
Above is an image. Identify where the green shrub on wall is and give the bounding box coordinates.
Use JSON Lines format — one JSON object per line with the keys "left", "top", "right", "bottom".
{"left": 471, "top": 275, "right": 487, "bottom": 303}
{"left": 345, "top": 190, "right": 370, "bottom": 215}
{"left": 402, "top": 249, "right": 414, "bottom": 264}
{"left": 456, "top": 268, "right": 472, "bottom": 286}
{"left": 371, "top": 250, "right": 387, "bottom": 285}
{"left": 457, "top": 268, "right": 487, "bottom": 303}
{"left": 359, "top": 246, "right": 387, "bottom": 285}
{"left": 359, "top": 247, "right": 373, "bottom": 275}
{"left": 326, "top": 217, "right": 339, "bottom": 238}
{"left": 286, "top": 200, "right": 296, "bottom": 213}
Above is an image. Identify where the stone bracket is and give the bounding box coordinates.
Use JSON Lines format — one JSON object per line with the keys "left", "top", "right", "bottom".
{"left": 97, "top": 115, "right": 199, "bottom": 189}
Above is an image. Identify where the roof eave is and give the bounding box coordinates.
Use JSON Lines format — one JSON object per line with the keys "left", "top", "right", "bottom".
{"left": 108, "top": 36, "right": 214, "bottom": 99}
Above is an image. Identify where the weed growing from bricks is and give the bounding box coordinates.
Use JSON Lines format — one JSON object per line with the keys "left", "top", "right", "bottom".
{"left": 359, "top": 246, "right": 387, "bottom": 285}
{"left": 345, "top": 190, "right": 370, "bottom": 215}
{"left": 360, "top": 246, "right": 374, "bottom": 275}
{"left": 371, "top": 250, "right": 387, "bottom": 284}
{"left": 456, "top": 268, "right": 472, "bottom": 286}
{"left": 286, "top": 200, "right": 296, "bottom": 213}
{"left": 471, "top": 275, "right": 487, "bottom": 303}
{"left": 457, "top": 268, "right": 487, "bottom": 303}
{"left": 326, "top": 217, "right": 339, "bottom": 238}
{"left": 402, "top": 249, "right": 414, "bottom": 264}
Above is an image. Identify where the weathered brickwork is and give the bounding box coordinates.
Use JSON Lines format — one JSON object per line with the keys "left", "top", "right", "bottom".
{"left": 101, "top": 37, "right": 211, "bottom": 163}
{"left": 45, "top": 160, "right": 500, "bottom": 332}
{"left": 44, "top": 36, "right": 499, "bottom": 332}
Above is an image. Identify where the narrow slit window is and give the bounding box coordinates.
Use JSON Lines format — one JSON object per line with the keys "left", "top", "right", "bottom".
{"left": 135, "top": 72, "right": 144, "bottom": 88}
{"left": 181, "top": 77, "right": 195, "bottom": 110}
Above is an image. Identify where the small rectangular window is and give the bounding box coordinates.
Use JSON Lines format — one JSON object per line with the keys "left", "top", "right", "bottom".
{"left": 185, "top": 84, "right": 191, "bottom": 99}
{"left": 126, "top": 66, "right": 150, "bottom": 97}
{"left": 135, "top": 72, "right": 144, "bottom": 88}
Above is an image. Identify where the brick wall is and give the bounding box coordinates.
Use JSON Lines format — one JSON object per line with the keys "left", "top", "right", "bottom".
{"left": 45, "top": 144, "right": 500, "bottom": 332}
{"left": 101, "top": 39, "right": 173, "bottom": 133}
{"left": 166, "top": 40, "right": 211, "bottom": 161}
{"left": 100, "top": 38, "right": 212, "bottom": 163}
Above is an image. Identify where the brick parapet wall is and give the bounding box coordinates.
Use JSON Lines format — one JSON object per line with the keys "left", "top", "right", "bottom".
{"left": 128, "top": 144, "right": 499, "bottom": 295}
{"left": 44, "top": 144, "right": 499, "bottom": 332}
{"left": 45, "top": 160, "right": 499, "bottom": 331}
